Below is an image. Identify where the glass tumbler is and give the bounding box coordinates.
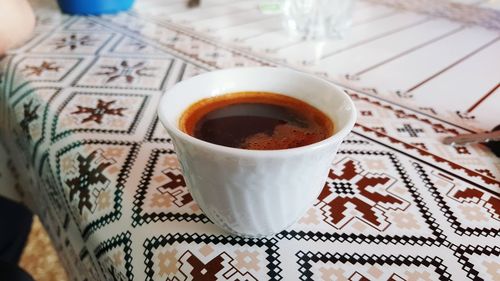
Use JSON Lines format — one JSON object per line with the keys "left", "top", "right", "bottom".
{"left": 283, "top": 0, "right": 355, "bottom": 39}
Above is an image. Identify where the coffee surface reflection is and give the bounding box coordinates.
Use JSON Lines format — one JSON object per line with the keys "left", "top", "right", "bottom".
{"left": 180, "top": 92, "right": 334, "bottom": 150}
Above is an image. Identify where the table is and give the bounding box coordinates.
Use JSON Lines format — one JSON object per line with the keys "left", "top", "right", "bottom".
{"left": 0, "top": 0, "right": 499, "bottom": 280}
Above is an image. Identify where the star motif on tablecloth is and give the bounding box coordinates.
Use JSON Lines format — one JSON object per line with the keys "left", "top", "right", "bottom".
{"left": 65, "top": 150, "right": 112, "bottom": 214}
{"left": 72, "top": 99, "right": 126, "bottom": 124}
{"left": 21, "top": 61, "right": 60, "bottom": 76}
{"left": 180, "top": 252, "right": 225, "bottom": 280}
{"left": 317, "top": 158, "right": 409, "bottom": 230}
{"left": 451, "top": 187, "right": 500, "bottom": 221}
{"left": 96, "top": 60, "right": 157, "bottom": 83}
{"left": 19, "top": 99, "right": 40, "bottom": 138}
{"left": 53, "top": 34, "right": 96, "bottom": 50}
{"left": 156, "top": 170, "right": 193, "bottom": 207}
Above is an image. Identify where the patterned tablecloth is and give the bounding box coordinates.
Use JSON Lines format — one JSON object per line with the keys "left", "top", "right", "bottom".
{"left": 0, "top": 0, "right": 499, "bottom": 280}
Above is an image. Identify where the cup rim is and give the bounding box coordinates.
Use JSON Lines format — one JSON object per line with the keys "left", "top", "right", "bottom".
{"left": 157, "top": 67, "right": 357, "bottom": 158}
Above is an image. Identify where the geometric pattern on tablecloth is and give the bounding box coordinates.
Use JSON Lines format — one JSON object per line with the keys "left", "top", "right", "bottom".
{"left": 105, "top": 7, "right": 497, "bottom": 131}
{"left": 138, "top": 0, "right": 500, "bottom": 133}
{"left": 132, "top": 147, "right": 208, "bottom": 227}
{"left": 143, "top": 233, "right": 281, "bottom": 281}
{"left": 35, "top": 173, "right": 103, "bottom": 281}
{"left": 55, "top": 140, "right": 139, "bottom": 240}
{"left": 9, "top": 56, "right": 83, "bottom": 94}
{"left": 2, "top": 5, "right": 499, "bottom": 281}
{"left": 350, "top": 92, "right": 500, "bottom": 180}
{"left": 176, "top": 62, "right": 208, "bottom": 81}
{"left": 100, "top": 11, "right": 499, "bottom": 181}
{"left": 94, "top": 231, "right": 134, "bottom": 281}
{"left": 295, "top": 251, "right": 452, "bottom": 280}
{"left": 415, "top": 163, "right": 500, "bottom": 237}
{"left": 39, "top": 157, "right": 66, "bottom": 215}
{"left": 318, "top": 156, "right": 410, "bottom": 231}
{"left": 352, "top": 124, "right": 499, "bottom": 192}
{"left": 11, "top": 87, "right": 57, "bottom": 139}
{"left": 143, "top": 62, "right": 208, "bottom": 143}
{"left": 80, "top": 247, "right": 103, "bottom": 281}
{"left": 101, "top": 14, "right": 272, "bottom": 68}
{"left": 11, "top": 87, "right": 61, "bottom": 163}
{"left": 144, "top": 115, "right": 172, "bottom": 143}
{"left": 352, "top": 92, "right": 457, "bottom": 136}
{"left": 64, "top": 17, "right": 108, "bottom": 32}
{"left": 279, "top": 147, "right": 445, "bottom": 246}
{"left": 452, "top": 244, "right": 500, "bottom": 281}
{"left": 29, "top": 31, "right": 115, "bottom": 55}
{"left": 51, "top": 91, "right": 149, "bottom": 142}
{"left": 110, "top": 35, "right": 169, "bottom": 56}
{"left": 0, "top": 140, "right": 20, "bottom": 201}
{"left": 74, "top": 57, "right": 173, "bottom": 91}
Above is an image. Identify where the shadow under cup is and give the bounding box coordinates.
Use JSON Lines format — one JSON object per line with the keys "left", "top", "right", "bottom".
{"left": 157, "top": 67, "right": 356, "bottom": 237}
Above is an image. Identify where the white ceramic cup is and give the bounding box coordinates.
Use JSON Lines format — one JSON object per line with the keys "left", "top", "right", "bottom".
{"left": 157, "top": 67, "right": 356, "bottom": 237}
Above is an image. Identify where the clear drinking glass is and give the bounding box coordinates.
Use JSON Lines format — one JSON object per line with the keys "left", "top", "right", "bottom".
{"left": 283, "top": 0, "right": 355, "bottom": 40}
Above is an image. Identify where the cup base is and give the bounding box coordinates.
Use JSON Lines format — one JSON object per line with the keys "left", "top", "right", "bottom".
{"left": 214, "top": 211, "right": 307, "bottom": 238}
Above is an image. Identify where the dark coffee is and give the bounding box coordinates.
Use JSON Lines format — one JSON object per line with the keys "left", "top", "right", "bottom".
{"left": 180, "top": 92, "right": 334, "bottom": 150}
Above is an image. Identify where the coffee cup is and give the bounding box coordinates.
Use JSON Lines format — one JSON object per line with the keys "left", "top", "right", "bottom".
{"left": 157, "top": 67, "right": 356, "bottom": 237}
